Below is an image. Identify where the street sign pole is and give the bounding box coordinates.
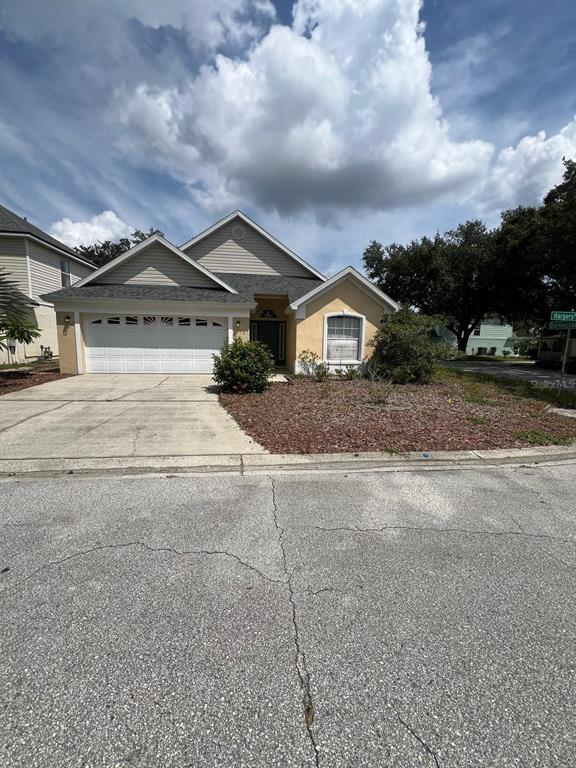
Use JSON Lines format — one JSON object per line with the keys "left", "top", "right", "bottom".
{"left": 561, "top": 327, "right": 571, "bottom": 377}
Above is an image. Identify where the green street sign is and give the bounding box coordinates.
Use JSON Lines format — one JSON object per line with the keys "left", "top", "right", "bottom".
{"left": 550, "top": 310, "right": 576, "bottom": 322}
{"left": 549, "top": 320, "right": 576, "bottom": 330}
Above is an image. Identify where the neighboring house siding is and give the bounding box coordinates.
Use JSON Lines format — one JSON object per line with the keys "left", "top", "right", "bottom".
{"left": 29, "top": 240, "right": 65, "bottom": 302}
{"left": 184, "top": 218, "right": 311, "bottom": 277}
{"left": 0, "top": 236, "right": 28, "bottom": 292}
{"left": 93, "top": 244, "right": 218, "bottom": 288}
{"left": 71, "top": 261, "right": 93, "bottom": 282}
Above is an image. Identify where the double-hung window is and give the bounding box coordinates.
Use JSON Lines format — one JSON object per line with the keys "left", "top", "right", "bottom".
{"left": 326, "top": 315, "right": 362, "bottom": 362}
{"left": 60, "top": 259, "right": 71, "bottom": 287}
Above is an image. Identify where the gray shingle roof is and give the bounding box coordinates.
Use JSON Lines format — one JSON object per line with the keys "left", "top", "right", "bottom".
{"left": 0, "top": 203, "right": 78, "bottom": 257}
{"left": 41, "top": 273, "right": 323, "bottom": 305}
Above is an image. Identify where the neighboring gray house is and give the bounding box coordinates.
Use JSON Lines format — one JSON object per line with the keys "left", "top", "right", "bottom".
{"left": 0, "top": 204, "right": 95, "bottom": 364}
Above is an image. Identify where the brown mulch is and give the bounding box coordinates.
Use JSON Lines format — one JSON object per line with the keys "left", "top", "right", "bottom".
{"left": 220, "top": 377, "right": 576, "bottom": 453}
{"left": 0, "top": 370, "right": 71, "bottom": 397}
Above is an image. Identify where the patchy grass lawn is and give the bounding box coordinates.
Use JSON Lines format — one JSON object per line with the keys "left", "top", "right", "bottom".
{"left": 220, "top": 370, "right": 576, "bottom": 453}
{"left": 0, "top": 370, "right": 70, "bottom": 397}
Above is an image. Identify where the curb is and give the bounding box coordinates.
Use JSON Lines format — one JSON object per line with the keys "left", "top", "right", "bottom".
{"left": 0, "top": 446, "right": 575, "bottom": 479}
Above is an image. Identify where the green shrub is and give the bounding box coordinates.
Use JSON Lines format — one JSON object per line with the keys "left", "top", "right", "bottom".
{"left": 313, "top": 362, "right": 329, "bottom": 382}
{"left": 335, "top": 365, "right": 361, "bottom": 380}
{"left": 371, "top": 308, "right": 450, "bottom": 384}
{"left": 212, "top": 338, "right": 275, "bottom": 393}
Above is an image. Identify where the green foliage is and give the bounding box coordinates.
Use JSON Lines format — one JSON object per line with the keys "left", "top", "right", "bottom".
{"left": 371, "top": 308, "right": 450, "bottom": 383}
{"left": 0, "top": 316, "right": 41, "bottom": 350}
{"left": 212, "top": 338, "right": 275, "bottom": 393}
{"left": 75, "top": 227, "right": 165, "bottom": 268}
{"left": 313, "top": 362, "right": 329, "bottom": 382}
{"left": 334, "top": 365, "right": 361, "bottom": 380}
{"left": 297, "top": 349, "right": 321, "bottom": 377}
{"left": 363, "top": 221, "right": 496, "bottom": 351}
{"left": 0, "top": 270, "right": 30, "bottom": 321}
{"left": 513, "top": 430, "right": 572, "bottom": 447}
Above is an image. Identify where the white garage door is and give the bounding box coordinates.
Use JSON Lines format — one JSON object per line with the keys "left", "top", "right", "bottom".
{"left": 85, "top": 315, "right": 227, "bottom": 373}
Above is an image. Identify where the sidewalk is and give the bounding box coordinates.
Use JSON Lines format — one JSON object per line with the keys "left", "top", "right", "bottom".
{"left": 1, "top": 445, "right": 575, "bottom": 478}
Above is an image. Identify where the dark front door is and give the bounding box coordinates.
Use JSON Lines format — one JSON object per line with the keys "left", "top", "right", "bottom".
{"left": 251, "top": 320, "right": 285, "bottom": 365}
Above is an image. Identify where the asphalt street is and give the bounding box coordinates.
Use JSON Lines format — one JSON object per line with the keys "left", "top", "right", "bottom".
{"left": 1, "top": 464, "right": 575, "bottom": 767}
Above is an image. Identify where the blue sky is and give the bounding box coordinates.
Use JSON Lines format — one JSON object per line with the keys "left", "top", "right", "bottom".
{"left": 1, "top": 0, "right": 574, "bottom": 275}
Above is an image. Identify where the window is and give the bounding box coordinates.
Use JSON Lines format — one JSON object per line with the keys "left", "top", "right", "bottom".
{"left": 326, "top": 315, "right": 361, "bottom": 361}
{"left": 60, "top": 259, "right": 71, "bottom": 287}
{"left": 91, "top": 319, "right": 102, "bottom": 324}
{"left": 125, "top": 316, "right": 138, "bottom": 325}
{"left": 107, "top": 316, "right": 120, "bottom": 325}
{"left": 143, "top": 316, "right": 156, "bottom": 325}
{"left": 212, "top": 321, "right": 223, "bottom": 327}
{"left": 260, "top": 309, "right": 277, "bottom": 318}
{"left": 473, "top": 329, "right": 481, "bottom": 336}
{"left": 195, "top": 319, "right": 208, "bottom": 326}
{"left": 178, "top": 317, "right": 191, "bottom": 326}
{"left": 160, "top": 316, "right": 173, "bottom": 326}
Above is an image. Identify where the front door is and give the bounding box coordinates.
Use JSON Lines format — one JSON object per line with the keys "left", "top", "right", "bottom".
{"left": 251, "top": 320, "right": 286, "bottom": 365}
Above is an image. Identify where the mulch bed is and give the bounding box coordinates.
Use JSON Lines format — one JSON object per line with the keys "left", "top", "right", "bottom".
{"left": 220, "top": 377, "right": 576, "bottom": 453}
{"left": 0, "top": 370, "right": 71, "bottom": 397}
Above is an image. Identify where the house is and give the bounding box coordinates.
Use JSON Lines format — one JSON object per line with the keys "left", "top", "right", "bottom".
{"left": 431, "top": 317, "right": 517, "bottom": 356}
{"left": 41, "top": 211, "right": 398, "bottom": 375}
{"left": 467, "top": 318, "right": 517, "bottom": 356}
{"left": 0, "top": 204, "right": 96, "bottom": 364}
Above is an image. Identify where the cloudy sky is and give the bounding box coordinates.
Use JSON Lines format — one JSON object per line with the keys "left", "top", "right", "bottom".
{"left": 1, "top": 0, "right": 574, "bottom": 275}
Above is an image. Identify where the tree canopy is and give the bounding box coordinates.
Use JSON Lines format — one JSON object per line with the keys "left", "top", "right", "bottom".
{"left": 364, "top": 158, "right": 576, "bottom": 347}
{"left": 75, "top": 228, "right": 164, "bottom": 268}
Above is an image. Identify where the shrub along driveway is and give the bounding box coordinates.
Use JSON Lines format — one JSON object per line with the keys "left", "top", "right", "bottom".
{"left": 0, "top": 374, "right": 265, "bottom": 460}
{"left": 220, "top": 373, "right": 576, "bottom": 453}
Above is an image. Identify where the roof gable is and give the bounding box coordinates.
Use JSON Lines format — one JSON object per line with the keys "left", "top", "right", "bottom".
{"left": 288, "top": 267, "right": 399, "bottom": 313}
{"left": 75, "top": 235, "right": 237, "bottom": 293}
{"left": 180, "top": 211, "right": 325, "bottom": 280}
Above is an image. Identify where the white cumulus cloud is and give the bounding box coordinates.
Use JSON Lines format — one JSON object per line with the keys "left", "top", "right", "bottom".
{"left": 112, "top": 0, "right": 494, "bottom": 217}
{"left": 476, "top": 117, "right": 576, "bottom": 211}
{"left": 49, "top": 210, "right": 134, "bottom": 248}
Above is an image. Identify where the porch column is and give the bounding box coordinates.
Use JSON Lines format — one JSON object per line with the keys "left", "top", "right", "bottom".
{"left": 227, "top": 316, "right": 233, "bottom": 343}
{"left": 74, "top": 311, "right": 84, "bottom": 374}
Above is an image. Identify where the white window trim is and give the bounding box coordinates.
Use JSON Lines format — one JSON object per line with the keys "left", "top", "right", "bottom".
{"left": 323, "top": 311, "right": 365, "bottom": 366}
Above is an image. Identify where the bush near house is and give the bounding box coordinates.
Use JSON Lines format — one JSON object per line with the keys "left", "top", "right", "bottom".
{"left": 212, "top": 338, "right": 275, "bottom": 393}
{"left": 371, "top": 307, "right": 450, "bottom": 384}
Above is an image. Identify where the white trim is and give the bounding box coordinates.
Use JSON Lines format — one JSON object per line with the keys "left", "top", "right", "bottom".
{"left": 323, "top": 311, "right": 365, "bottom": 366}
{"left": 179, "top": 211, "right": 326, "bottom": 281}
{"left": 74, "top": 235, "right": 237, "bottom": 293}
{"left": 74, "top": 310, "right": 83, "bottom": 374}
{"left": 289, "top": 266, "right": 399, "bottom": 313}
{"left": 24, "top": 238, "right": 32, "bottom": 296}
{"left": 227, "top": 316, "right": 233, "bottom": 342}
{"left": 0, "top": 232, "right": 96, "bottom": 270}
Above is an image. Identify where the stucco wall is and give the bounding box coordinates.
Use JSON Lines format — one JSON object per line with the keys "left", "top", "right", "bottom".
{"left": 0, "top": 304, "right": 59, "bottom": 365}
{"left": 292, "top": 279, "right": 393, "bottom": 371}
{"left": 56, "top": 312, "right": 78, "bottom": 374}
{"left": 233, "top": 317, "right": 250, "bottom": 341}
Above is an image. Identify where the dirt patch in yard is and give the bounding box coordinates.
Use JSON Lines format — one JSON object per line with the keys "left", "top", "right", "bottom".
{"left": 220, "top": 376, "right": 576, "bottom": 453}
{"left": 0, "top": 370, "right": 71, "bottom": 397}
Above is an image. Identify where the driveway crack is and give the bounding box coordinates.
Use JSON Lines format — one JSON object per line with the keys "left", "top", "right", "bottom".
{"left": 112, "top": 376, "right": 170, "bottom": 401}
{"left": 268, "top": 476, "right": 320, "bottom": 767}
{"left": 395, "top": 711, "right": 441, "bottom": 767}
{"left": 0, "top": 401, "right": 71, "bottom": 435}
{"left": 9, "top": 541, "right": 284, "bottom": 588}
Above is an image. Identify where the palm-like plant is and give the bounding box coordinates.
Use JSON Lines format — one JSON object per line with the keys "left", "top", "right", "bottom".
{"left": 0, "top": 270, "right": 41, "bottom": 352}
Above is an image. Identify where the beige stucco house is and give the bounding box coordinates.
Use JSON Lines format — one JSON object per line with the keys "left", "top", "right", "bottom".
{"left": 42, "top": 211, "right": 398, "bottom": 375}
{"left": 0, "top": 204, "right": 95, "bottom": 364}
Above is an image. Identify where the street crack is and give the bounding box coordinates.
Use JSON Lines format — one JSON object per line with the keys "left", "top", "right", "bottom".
{"left": 396, "top": 712, "right": 441, "bottom": 767}
{"left": 9, "top": 541, "right": 283, "bottom": 588}
{"left": 268, "top": 476, "right": 320, "bottom": 767}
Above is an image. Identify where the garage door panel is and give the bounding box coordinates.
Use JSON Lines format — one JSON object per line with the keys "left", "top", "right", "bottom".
{"left": 85, "top": 315, "right": 225, "bottom": 373}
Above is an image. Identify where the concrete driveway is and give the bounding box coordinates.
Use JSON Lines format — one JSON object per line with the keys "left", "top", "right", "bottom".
{"left": 0, "top": 374, "right": 265, "bottom": 459}
{"left": 1, "top": 463, "right": 575, "bottom": 766}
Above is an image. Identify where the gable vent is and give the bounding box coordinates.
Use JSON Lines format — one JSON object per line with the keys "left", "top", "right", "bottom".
{"left": 232, "top": 224, "right": 245, "bottom": 241}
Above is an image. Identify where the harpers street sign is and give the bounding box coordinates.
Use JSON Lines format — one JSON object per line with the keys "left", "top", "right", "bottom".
{"left": 550, "top": 311, "right": 576, "bottom": 322}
